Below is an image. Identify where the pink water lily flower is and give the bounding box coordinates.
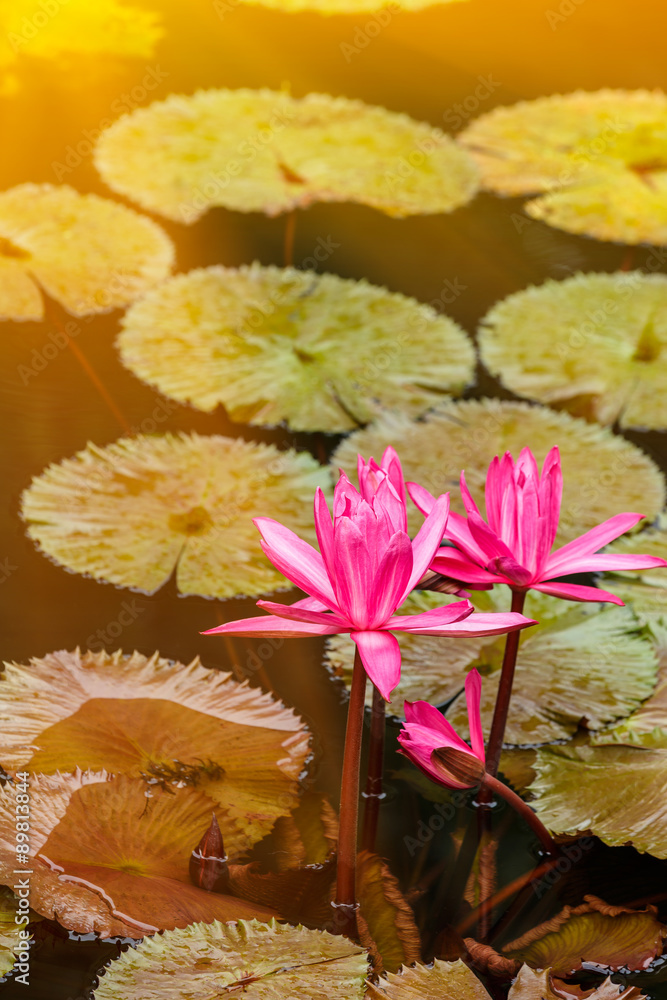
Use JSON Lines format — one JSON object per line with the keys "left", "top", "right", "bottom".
{"left": 397, "top": 670, "right": 485, "bottom": 790}
{"left": 408, "top": 446, "right": 667, "bottom": 605}
{"left": 203, "top": 449, "right": 536, "bottom": 701}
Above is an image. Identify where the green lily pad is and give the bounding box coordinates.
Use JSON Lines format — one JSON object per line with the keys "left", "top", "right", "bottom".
{"left": 94, "top": 89, "right": 479, "bottom": 222}
{"left": 328, "top": 588, "right": 658, "bottom": 739}
{"left": 332, "top": 399, "right": 666, "bottom": 543}
{"left": 503, "top": 896, "right": 666, "bottom": 976}
{"left": 458, "top": 90, "right": 667, "bottom": 246}
{"left": 478, "top": 273, "right": 667, "bottom": 430}
{"left": 93, "top": 919, "right": 369, "bottom": 999}
{"left": 0, "top": 183, "right": 173, "bottom": 321}
{"left": 21, "top": 432, "right": 329, "bottom": 599}
{"left": 529, "top": 742, "right": 667, "bottom": 858}
{"left": 117, "top": 265, "right": 475, "bottom": 433}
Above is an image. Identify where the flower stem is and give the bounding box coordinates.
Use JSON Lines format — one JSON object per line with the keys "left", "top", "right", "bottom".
{"left": 361, "top": 684, "right": 386, "bottom": 853}
{"left": 334, "top": 648, "right": 367, "bottom": 938}
{"left": 484, "top": 588, "right": 527, "bottom": 779}
{"left": 481, "top": 773, "right": 556, "bottom": 857}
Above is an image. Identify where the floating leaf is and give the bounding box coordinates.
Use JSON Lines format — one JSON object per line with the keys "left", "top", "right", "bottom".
{"left": 458, "top": 90, "right": 667, "bottom": 245}
{"left": 593, "top": 625, "right": 667, "bottom": 743}
{"left": 510, "top": 965, "right": 646, "bottom": 1000}
{"left": 478, "top": 273, "right": 667, "bottom": 430}
{"left": 503, "top": 896, "right": 666, "bottom": 976}
{"left": 226, "top": 858, "right": 336, "bottom": 929}
{"left": 367, "top": 957, "right": 491, "bottom": 1000}
{"left": 332, "top": 400, "right": 665, "bottom": 544}
{"left": 529, "top": 742, "right": 667, "bottom": 859}
{"left": 94, "top": 89, "right": 479, "bottom": 221}
{"left": 0, "top": 0, "right": 162, "bottom": 94}
{"left": 328, "top": 588, "right": 657, "bottom": 734}
{"left": 21, "top": 432, "right": 329, "bottom": 598}
{"left": 93, "top": 919, "right": 368, "bottom": 998}
{"left": 118, "top": 264, "right": 475, "bottom": 432}
{"left": 0, "top": 184, "right": 173, "bottom": 321}
{"left": 0, "top": 772, "right": 279, "bottom": 936}
{"left": 601, "top": 516, "right": 667, "bottom": 624}
{"left": 0, "top": 649, "right": 310, "bottom": 849}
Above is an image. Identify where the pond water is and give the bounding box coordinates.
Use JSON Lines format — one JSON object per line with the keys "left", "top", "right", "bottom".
{"left": 1, "top": 0, "right": 666, "bottom": 996}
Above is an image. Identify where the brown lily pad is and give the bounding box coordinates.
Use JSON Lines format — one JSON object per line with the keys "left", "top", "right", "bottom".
{"left": 0, "top": 649, "right": 310, "bottom": 853}
{"left": 367, "top": 957, "right": 492, "bottom": 999}
{"left": 510, "top": 965, "right": 646, "bottom": 1000}
{"left": 0, "top": 772, "right": 279, "bottom": 936}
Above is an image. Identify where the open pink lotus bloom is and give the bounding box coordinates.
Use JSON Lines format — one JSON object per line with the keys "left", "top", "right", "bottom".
{"left": 203, "top": 449, "right": 536, "bottom": 701}
{"left": 408, "top": 446, "right": 667, "bottom": 605}
{"left": 398, "top": 670, "right": 486, "bottom": 790}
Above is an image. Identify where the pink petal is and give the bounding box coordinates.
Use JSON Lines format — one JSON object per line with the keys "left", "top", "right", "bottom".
{"left": 394, "top": 611, "right": 536, "bottom": 637}
{"left": 483, "top": 455, "right": 504, "bottom": 535}
{"left": 400, "top": 493, "right": 450, "bottom": 602}
{"left": 387, "top": 598, "right": 473, "bottom": 630}
{"left": 351, "top": 630, "right": 402, "bottom": 701}
{"left": 406, "top": 481, "right": 437, "bottom": 516}
{"left": 396, "top": 733, "right": 471, "bottom": 790}
{"left": 459, "top": 471, "right": 483, "bottom": 518}
{"left": 531, "top": 581, "right": 624, "bottom": 605}
{"left": 255, "top": 517, "right": 338, "bottom": 610}
{"left": 443, "top": 511, "right": 490, "bottom": 564}
{"left": 369, "top": 531, "right": 413, "bottom": 628}
{"left": 430, "top": 551, "right": 506, "bottom": 586}
{"left": 382, "top": 446, "right": 406, "bottom": 504}
{"left": 402, "top": 717, "right": 473, "bottom": 756}
{"left": 544, "top": 513, "right": 645, "bottom": 576}
{"left": 332, "top": 516, "right": 373, "bottom": 628}
{"left": 313, "top": 488, "right": 336, "bottom": 581}
{"left": 257, "top": 600, "right": 350, "bottom": 628}
{"left": 542, "top": 553, "right": 667, "bottom": 576}
{"left": 465, "top": 670, "right": 485, "bottom": 761}
{"left": 202, "top": 615, "right": 344, "bottom": 637}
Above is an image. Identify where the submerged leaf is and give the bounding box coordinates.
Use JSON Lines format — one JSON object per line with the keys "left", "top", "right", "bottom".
{"left": 21, "top": 432, "right": 329, "bottom": 598}
{"left": 0, "top": 772, "right": 279, "bottom": 935}
{"left": 458, "top": 90, "right": 667, "bottom": 245}
{"left": 93, "top": 919, "right": 368, "bottom": 998}
{"left": 0, "top": 649, "right": 310, "bottom": 850}
{"left": 0, "top": 184, "right": 173, "bottom": 320}
{"left": 356, "top": 851, "right": 422, "bottom": 973}
{"left": 478, "top": 273, "right": 667, "bottom": 430}
{"left": 271, "top": 793, "right": 339, "bottom": 871}
{"left": 503, "top": 896, "right": 666, "bottom": 976}
{"left": 529, "top": 742, "right": 667, "bottom": 859}
{"left": 94, "top": 88, "right": 479, "bottom": 221}
{"left": 329, "top": 588, "right": 657, "bottom": 734}
{"left": 332, "top": 399, "right": 665, "bottom": 543}
{"left": 118, "top": 264, "right": 475, "bottom": 432}
{"left": 367, "top": 957, "right": 491, "bottom": 999}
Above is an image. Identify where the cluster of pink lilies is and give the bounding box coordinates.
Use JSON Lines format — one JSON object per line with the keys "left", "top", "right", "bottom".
{"left": 205, "top": 444, "right": 665, "bottom": 929}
